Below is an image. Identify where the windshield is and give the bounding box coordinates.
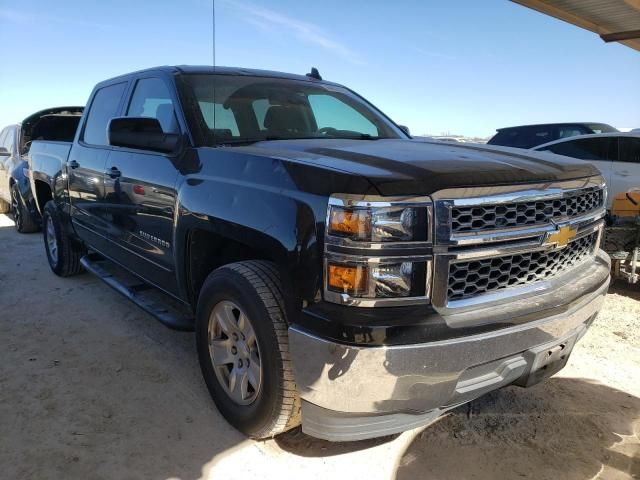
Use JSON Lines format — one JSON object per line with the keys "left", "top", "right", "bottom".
{"left": 586, "top": 123, "right": 618, "bottom": 134}
{"left": 176, "top": 74, "right": 405, "bottom": 146}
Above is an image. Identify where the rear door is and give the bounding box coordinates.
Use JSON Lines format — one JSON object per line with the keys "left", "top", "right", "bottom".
{"left": 612, "top": 137, "right": 640, "bottom": 198}
{"left": 68, "top": 82, "right": 128, "bottom": 248}
{"left": 102, "top": 75, "right": 182, "bottom": 295}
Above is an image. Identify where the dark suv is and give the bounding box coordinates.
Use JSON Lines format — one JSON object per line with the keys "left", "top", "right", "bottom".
{"left": 488, "top": 122, "right": 618, "bottom": 149}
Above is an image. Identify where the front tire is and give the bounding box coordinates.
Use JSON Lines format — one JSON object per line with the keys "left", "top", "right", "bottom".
{"left": 42, "top": 201, "right": 85, "bottom": 276}
{"left": 11, "top": 183, "right": 39, "bottom": 233}
{"left": 196, "top": 261, "right": 300, "bottom": 439}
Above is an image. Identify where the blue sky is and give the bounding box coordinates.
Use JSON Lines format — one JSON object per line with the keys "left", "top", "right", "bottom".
{"left": 0, "top": 0, "right": 638, "bottom": 137}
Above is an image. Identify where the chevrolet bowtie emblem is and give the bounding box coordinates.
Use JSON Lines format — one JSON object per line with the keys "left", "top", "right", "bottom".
{"left": 544, "top": 225, "right": 577, "bottom": 248}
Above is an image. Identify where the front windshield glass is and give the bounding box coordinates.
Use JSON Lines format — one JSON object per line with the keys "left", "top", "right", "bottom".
{"left": 177, "top": 74, "right": 404, "bottom": 146}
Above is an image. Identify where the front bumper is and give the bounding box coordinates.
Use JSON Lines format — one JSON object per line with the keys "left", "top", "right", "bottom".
{"left": 289, "top": 251, "right": 610, "bottom": 441}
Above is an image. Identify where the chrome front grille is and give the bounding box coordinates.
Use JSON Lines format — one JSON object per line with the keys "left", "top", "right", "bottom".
{"left": 447, "top": 232, "right": 598, "bottom": 301}
{"left": 450, "top": 187, "right": 604, "bottom": 234}
{"left": 431, "top": 177, "right": 606, "bottom": 311}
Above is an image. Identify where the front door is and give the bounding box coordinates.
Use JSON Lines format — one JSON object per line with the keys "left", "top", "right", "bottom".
{"left": 68, "top": 81, "right": 128, "bottom": 247}
{"left": 102, "top": 76, "right": 182, "bottom": 295}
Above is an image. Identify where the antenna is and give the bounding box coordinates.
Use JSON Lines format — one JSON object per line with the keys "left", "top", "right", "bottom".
{"left": 306, "top": 67, "right": 322, "bottom": 80}
{"left": 212, "top": 0, "right": 216, "bottom": 136}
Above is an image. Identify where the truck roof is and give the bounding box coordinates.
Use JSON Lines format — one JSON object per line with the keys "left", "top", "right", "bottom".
{"left": 98, "top": 65, "right": 337, "bottom": 86}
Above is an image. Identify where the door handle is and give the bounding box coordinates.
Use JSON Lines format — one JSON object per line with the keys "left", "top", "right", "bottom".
{"left": 68, "top": 160, "right": 80, "bottom": 169}
{"left": 107, "top": 167, "right": 121, "bottom": 179}
{"left": 615, "top": 171, "right": 630, "bottom": 177}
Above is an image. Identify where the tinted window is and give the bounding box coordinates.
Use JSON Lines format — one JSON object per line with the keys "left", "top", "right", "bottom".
{"left": 489, "top": 126, "right": 554, "bottom": 148}
{"left": 543, "top": 137, "right": 613, "bottom": 160}
{"left": 557, "top": 126, "right": 586, "bottom": 139}
{"left": 127, "top": 77, "right": 179, "bottom": 134}
{"left": 83, "top": 83, "right": 127, "bottom": 145}
{"left": 586, "top": 123, "right": 618, "bottom": 134}
{"left": 619, "top": 137, "right": 640, "bottom": 163}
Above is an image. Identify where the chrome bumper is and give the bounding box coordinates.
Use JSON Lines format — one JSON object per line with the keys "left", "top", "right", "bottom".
{"left": 289, "top": 251, "right": 610, "bottom": 441}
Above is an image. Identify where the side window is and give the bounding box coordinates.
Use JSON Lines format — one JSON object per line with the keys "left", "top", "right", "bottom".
{"left": 308, "top": 94, "right": 378, "bottom": 136}
{"left": 127, "top": 77, "right": 179, "bottom": 134}
{"left": 83, "top": 83, "right": 127, "bottom": 146}
{"left": 546, "top": 138, "right": 610, "bottom": 160}
{"left": 619, "top": 138, "right": 640, "bottom": 163}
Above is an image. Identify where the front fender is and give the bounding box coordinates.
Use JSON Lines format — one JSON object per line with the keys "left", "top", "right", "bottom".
{"left": 173, "top": 148, "right": 377, "bottom": 311}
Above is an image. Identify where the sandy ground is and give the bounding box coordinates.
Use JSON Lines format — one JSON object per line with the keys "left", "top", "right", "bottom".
{"left": 0, "top": 212, "right": 638, "bottom": 480}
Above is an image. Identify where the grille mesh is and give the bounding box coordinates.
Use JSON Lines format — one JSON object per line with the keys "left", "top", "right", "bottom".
{"left": 450, "top": 187, "right": 603, "bottom": 234}
{"left": 447, "top": 233, "right": 597, "bottom": 301}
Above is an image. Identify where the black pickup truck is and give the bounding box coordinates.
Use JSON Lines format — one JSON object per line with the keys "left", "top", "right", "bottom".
{"left": 29, "top": 66, "right": 611, "bottom": 441}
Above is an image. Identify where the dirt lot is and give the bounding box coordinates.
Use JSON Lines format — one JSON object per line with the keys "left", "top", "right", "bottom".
{"left": 0, "top": 213, "right": 638, "bottom": 480}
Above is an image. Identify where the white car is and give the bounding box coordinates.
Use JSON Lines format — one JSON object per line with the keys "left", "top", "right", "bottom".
{"left": 532, "top": 133, "right": 640, "bottom": 208}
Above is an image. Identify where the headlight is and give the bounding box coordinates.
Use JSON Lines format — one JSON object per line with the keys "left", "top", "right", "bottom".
{"left": 328, "top": 205, "right": 427, "bottom": 242}
{"left": 324, "top": 195, "right": 433, "bottom": 306}
{"left": 326, "top": 258, "right": 428, "bottom": 299}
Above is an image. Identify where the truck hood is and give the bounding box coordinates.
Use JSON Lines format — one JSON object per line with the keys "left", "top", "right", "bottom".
{"left": 228, "top": 139, "right": 599, "bottom": 196}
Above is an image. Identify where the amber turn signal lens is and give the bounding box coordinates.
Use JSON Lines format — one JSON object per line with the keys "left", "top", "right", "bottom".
{"left": 328, "top": 208, "right": 371, "bottom": 238}
{"left": 328, "top": 263, "right": 368, "bottom": 295}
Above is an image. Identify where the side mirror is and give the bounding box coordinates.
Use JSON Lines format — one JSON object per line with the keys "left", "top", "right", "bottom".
{"left": 0, "top": 146, "right": 9, "bottom": 157}
{"left": 108, "top": 117, "right": 179, "bottom": 153}
{"left": 398, "top": 125, "right": 411, "bottom": 136}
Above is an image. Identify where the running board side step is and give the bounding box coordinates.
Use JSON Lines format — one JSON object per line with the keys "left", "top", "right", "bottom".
{"left": 80, "top": 255, "right": 194, "bottom": 331}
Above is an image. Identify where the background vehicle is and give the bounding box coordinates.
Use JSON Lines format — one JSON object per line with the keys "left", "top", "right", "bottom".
{"left": 0, "top": 107, "right": 83, "bottom": 232}
{"left": 532, "top": 133, "right": 640, "bottom": 209}
{"left": 487, "top": 122, "right": 618, "bottom": 149}
{"left": 29, "top": 66, "right": 610, "bottom": 442}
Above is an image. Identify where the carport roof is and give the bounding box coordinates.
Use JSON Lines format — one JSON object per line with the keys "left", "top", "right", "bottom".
{"left": 512, "top": 0, "right": 640, "bottom": 52}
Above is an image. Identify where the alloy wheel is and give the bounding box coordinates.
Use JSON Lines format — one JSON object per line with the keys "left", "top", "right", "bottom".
{"left": 10, "top": 186, "right": 21, "bottom": 230}
{"left": 46, "top": 216, "right": 58, "bottom": 265}
{"left": 208, "top": 300, "right": 262, "bottom": 405}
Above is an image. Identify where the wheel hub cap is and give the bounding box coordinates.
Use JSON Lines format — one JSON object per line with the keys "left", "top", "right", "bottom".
{"left": 208, "top": 300, "right": 262, "bottom": 405}
{"left": 46, "top": 217, "right": 58, "bottom": 264}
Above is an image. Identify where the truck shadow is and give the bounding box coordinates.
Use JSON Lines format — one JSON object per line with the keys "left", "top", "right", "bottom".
{"left": 274, "top": 427, "right": 400, "bottom": 457}
{"left": 395, "top": 378, "right": 639, "bottom": 479}
{"left": 609, "top": 280, "right": 640, "bottom": 301}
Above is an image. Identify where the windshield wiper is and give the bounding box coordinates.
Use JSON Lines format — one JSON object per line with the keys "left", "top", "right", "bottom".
{"left": 213, "top": 134, "right": 384, "bottom": 147}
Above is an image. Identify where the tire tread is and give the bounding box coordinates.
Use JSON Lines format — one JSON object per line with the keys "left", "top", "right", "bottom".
{"left": 220, "top": 260, "right": 301, "bottom": 437}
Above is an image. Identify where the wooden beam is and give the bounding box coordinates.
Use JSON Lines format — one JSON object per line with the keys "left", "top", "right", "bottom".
{"left": 601, "top": 29, "right": 640, "bottom": 42}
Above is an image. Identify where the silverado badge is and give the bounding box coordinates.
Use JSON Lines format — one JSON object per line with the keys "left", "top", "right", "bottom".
{"left": 544, "top": 225, "right": 577, "bottom": 249}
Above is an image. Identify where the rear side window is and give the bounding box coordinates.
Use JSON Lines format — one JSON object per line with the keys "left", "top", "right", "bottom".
{"left": 619, "top": 138, "right": 640, "bottom": 163}
{"left": 489, "top": 126, "right": 554, "bottom": 148}
{"left": 127, "top": 77, "right": 179, "bottom": 134}
{"left": 543, "top": 137, "right": 614, "bottom": 161}
{"left": 83, "top": 82, "right": 127, "bottom": 146}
